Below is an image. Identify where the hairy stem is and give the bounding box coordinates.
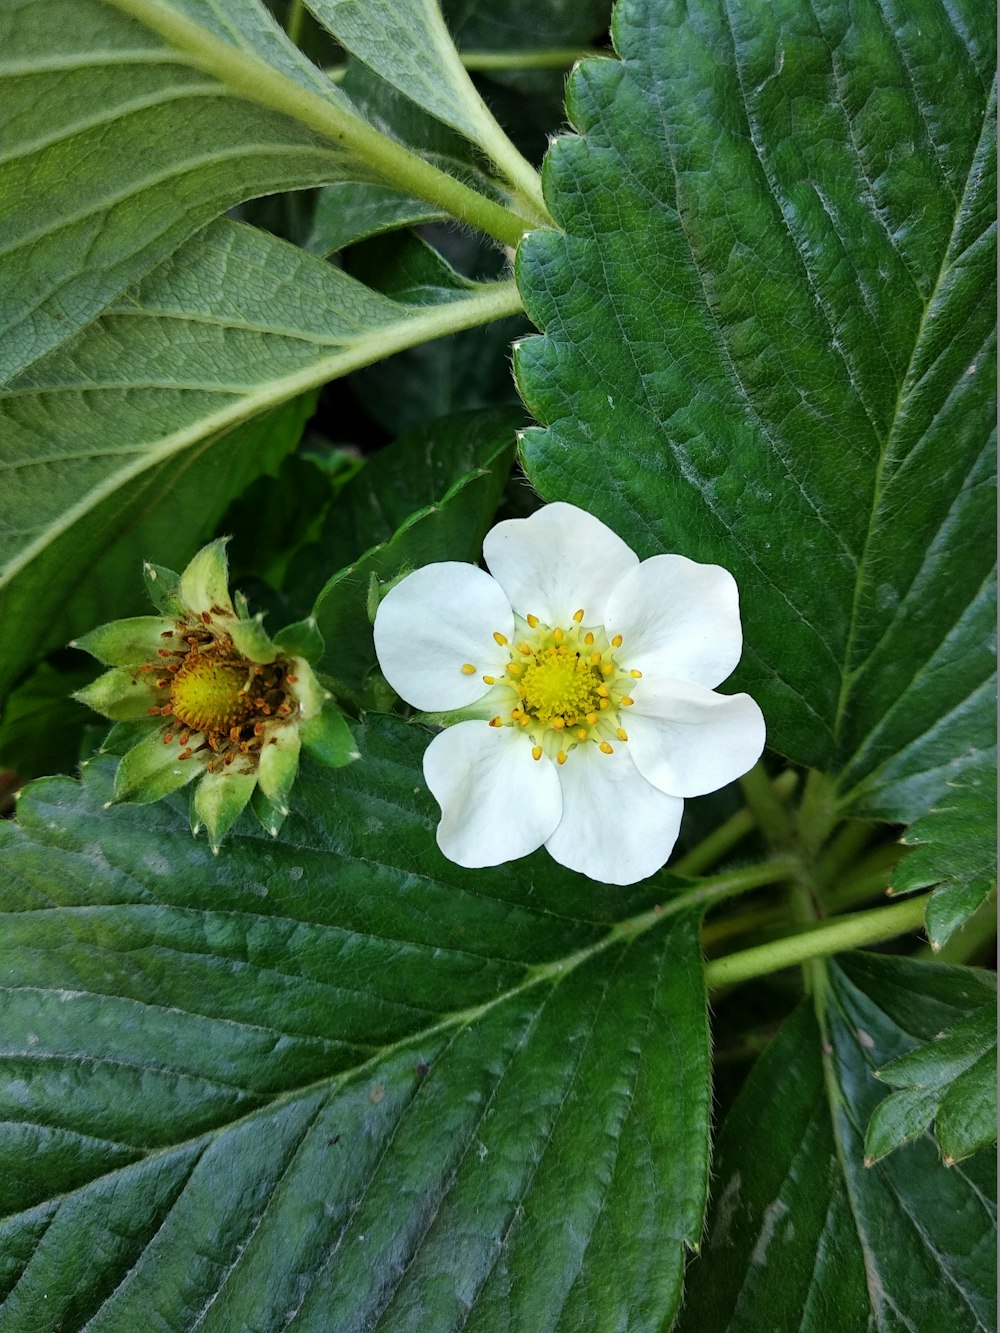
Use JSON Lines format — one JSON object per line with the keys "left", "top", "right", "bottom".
{"left": 705, "top": 894, "right": 928, "bottom": 989}
{"left": 104, "top": 0, "right": 532, "bottom": 248}
{"left": 739, "top": 762, "right": 793, "bottom": 847}
{"left": 673, "top": 769, "right": 798, "bottom": 876}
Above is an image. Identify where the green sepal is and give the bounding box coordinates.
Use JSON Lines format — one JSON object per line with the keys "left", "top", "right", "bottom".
{"left": 110, "top": 729, "right": 202, "bottom": 804}
{"left": 287, "top": 659, "right": 328, "bottom": 719}
{"left": 97, "top": 718, "right": 161, "bottom": 757}
{"left": 299, "top": 708, "right": 358, "bottom": 769}
{"left": 73, "top": 668, "right": 159, "bottom": 721}
{"left": 229, "top": 615, "right": 277, "bottom": 664}
{"left": 191, "top": 768, "right": 257, "bottom": 853}
{"left": 71, "top": 616, "right": 178, "bottom": 667}
{"left": 180, "top": 539, "right": 233, "bottom": 617}
{"left": 273, "top": 616, "right": 325, "bottom": 664}
{"left": 257, "top": 728, "right": 301, "bottom": 817}
{"left": 251, "top": 784, "right": 287, "bottom": 838}
{"left": 234, "top": 590, "right": 252, "bottom": 620}
{"left": 143, "top": 561, "right": 186, "bottom": 617}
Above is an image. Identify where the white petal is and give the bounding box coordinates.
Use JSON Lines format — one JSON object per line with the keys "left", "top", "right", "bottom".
{"left": 604, "top": 554, "right": 743, "bottom": 688}
{"left": 627, "top": 677, "right": 766, "bottom": 798}
{"left": 545, "top": 743, "right": 683, "bottom": 885}
{"left": 373, "top": 563, "right": 514, "bottom": 712}
{"left": 423, "top": 721, "right": 562, "bottom": 868}
{"left": 482, "top": 502, "right": 638, "bottom": 626}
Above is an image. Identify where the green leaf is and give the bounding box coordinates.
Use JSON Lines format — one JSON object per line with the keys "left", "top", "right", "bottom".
{"left": 307, "top": 0, "right": 546, "bottom": 214}
{"left": 514, "top": 0, "right": 996, "bottom": 834}
{"left": 679, "top": 952, "right": 996, "bottom": 1332}
{"left": 0, "top": 658, "right": 97, "bottom": 780}
{"left": 305, "top": 181, "right": 447, "bottom": 256}
{"left": 311, "top": 407, "right": 520, "bottom": 691}
{"left": 0, "top": 718, "right": 710, "bottom": 1329}
{"left": 0, "top": 217, "right": 522, "bottom": 699}
{"left": 868, "top": 999, "right": 997, "bottom": 1165}
{"left": 0, "top": 0, "right": 363, "bottom": 383}
{"left": 890, "top": 760, "right": 998, "bottom": 947}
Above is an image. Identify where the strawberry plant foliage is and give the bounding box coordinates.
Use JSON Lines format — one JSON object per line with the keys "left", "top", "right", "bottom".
{"left": 0, "top": 0, "right": 994, "bottom": 1328}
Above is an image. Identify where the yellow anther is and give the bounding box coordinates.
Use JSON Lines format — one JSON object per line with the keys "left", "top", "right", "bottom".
{"left": 552, "top": 627, "right": 564, "bottom": 644}
{"left": 461, "top": 663, "right": 476, "bottom": 675}
{"left": 611, "top": 634, "right": 623, "bottom": 648}
{"left": 584, "top": 632, "right": 595, "bottom": 646}
{"left": 551, "top": 716, "right": 565, "bottom": 730}
{"left": 573, "top": 608, "right": 585, "bottom": 623}
{"left": 586, "top": 712, "right": 599, "bottom": 725}
{"left": 590, "top": 652, "right": 602, "bottom": 666}
{"left": 600, "top": 698, "right": 610, "bottom": 709}
{"left": 616, "top": 728, "right": 629, "bottom": 742}
{"left": 519, "top": 715, "right": 531, "bottom": 727}
{"left": 597, "top": 684, "right": 610, "bottom": 698}
{"left": 599, "top": 741, "right": 614, "bottom": 755}
{"left": 601, "top": 662, "right": 614, "bottom": 676}
{"left": 518, "top": 641, "right": 533, "bottom": 655}
{"left": 506, "top": 662, "right": 523, "bottom": 677}
{"left": 482, "top": 675, "right": 496, "bottom": 685}
{"left": 526, "top": 613, "right": 540, "bottom": 629}
{"left": 557, "top": 750, "right": 568, "bottom": 765}
{"left": 489, "top": 716, "right": 502, "bottom": 727}
{"left": 630, "top": 669, "right": 643, "bottom": 679}
{"left": 576, "top": 658, "right": 588, "bottom": 672}
{"left": 576, "top": 728, "right": 588, "bottom": 740}
{"left": 531, "top": 745, "right": 543, "bottom": 761}
{"left": 493, "top": 631, "right": 508, "bottom": 646}
{"left": 621, "top": 696, "right": 634, "bottom": 706}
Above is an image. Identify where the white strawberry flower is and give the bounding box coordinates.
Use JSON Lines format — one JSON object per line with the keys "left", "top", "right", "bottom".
{"left": 374, "top": 503, "right": 765, "bottom": 885}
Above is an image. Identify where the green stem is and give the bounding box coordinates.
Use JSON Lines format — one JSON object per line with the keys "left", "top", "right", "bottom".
{"left": 797, "top": 768, "right": 839, "bottom": 856}
{"left": 461, "top": 48, "right": 606, "bottom": 71}
{"left": 813, "top": 818, "right": 878, "bottom": 889}
{"left": 821, "top": 841, "right": 906, "bottom": 913}
{"left": 673, "top": 769, "right": 798, "bottom": 876}
{"left": 526, "top": 855, "right": 800, "bottom": 987}
{"left": 104, "top": 0, "right": 532, "bottom": 248}
{"left": 739, "top": 762, "right": 793, "bottom": 847}
{"left": 284, "top": 0, "right": 306, "bottom": 47}
{"left": 705, "top": 894, "right": 928, "bottom": 989}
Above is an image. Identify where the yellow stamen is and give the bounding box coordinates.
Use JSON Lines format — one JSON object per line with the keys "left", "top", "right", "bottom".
{"left": 489, "top": 716, "right": 502, "bottom": 727}
{"left": 482, "top": 675, "right": 496, "bottom": 685}
{"left": 597, "top": 684, "right": 610, "bottom": 697}
{"left": 616, "top": 728, "right": 629, "bottom": 742}
{"left": 557, "top": 750, "right": 567, "bottom": 765}
{"left": 573, "top": 608, "right": 585, "bottom": 623}
{"left": 600, "top": 698, "right": 610, "bottom": 709}
{"left": 630, "top": 669, "right": 643, "bottom": 679}
{"left": 461, "top": 663, "right": 476, "bottom": 675}
{"left": 584, "top": 632, "right": 595, "bottom": 646}
{"left": 601, "top": 662, "right": 614, "bottom": 676}
{"left": 551, "top": 716, "right": 565, "bottom": 730}
{"left": 531, "top": 746, "right": 543, "bottom": 761}
{"left": 590, "top": 652, "right": 602, "bottom": 666}
{"left": 586, "top": 712, "right": 599, "bottom": 726}
{"left": 493, "top": 631, "right": 508, "bottom": 646}
{"left": 552, "top": 627, "right": 564, "bottom": 644}
{"left": 576, "top": 728, "right": 588, "bottom": 740}
{"left": 599, "top": 741, "right": 614, "bottom": 754}
{"left": 526, "top": 613, "right": 539, "bottom": 628}
{"left": 611, "top": 634, "right": 623, "bottom": 648}
{"left": 506, "top": 662, "right": 523, "bottom": 677}
{"left": 621, "top": 696, "right": 634, "bottom": 706}
{"left": 519, "top": 715, "right": 530, "bottom": 727}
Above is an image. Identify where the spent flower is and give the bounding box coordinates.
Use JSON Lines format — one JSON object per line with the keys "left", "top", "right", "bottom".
{"left": 73, "top": 539, "right": 357, "bottom": 850}
{"left": 374, "top": 502, "right": 765, "bottom": 884}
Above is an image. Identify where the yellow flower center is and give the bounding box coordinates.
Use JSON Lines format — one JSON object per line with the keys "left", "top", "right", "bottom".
{"left": 471, "top": 610, "right": 641, "bottom": 764}
{"left": 520, "top": 646, "right": 603, "bottom": 724}
{"left": 170, "top": 652, "right": 255, "bottom": 734}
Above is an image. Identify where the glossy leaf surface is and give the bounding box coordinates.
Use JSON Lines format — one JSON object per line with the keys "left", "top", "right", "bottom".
{"left": 514, "top": 0, "right": 997, "bottom": 845}
{"left": 679, "top": 953, "right": 997, "bottom": 1332}
{"left": 0, "top": 718, "right": 710, "bottom": 1330}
